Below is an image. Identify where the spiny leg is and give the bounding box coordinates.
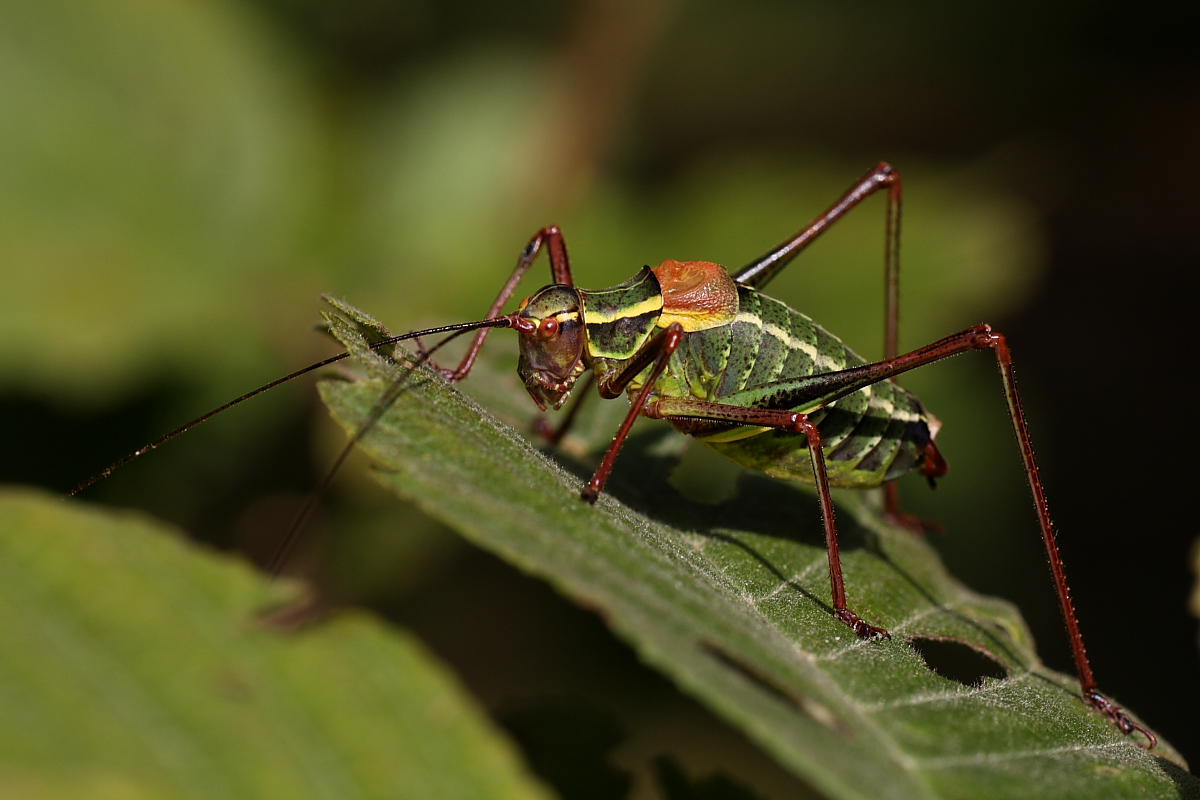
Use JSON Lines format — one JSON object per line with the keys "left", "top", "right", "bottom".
{"left": 655, "top": 325, "right": 1154, "bottom": 743}
{"left": 578, "top": 323, "right": 685, "bottom": 503}
{"left": 982, "top": 330, "right": 1155, "bottom": 745}
{"left": 733, "top": 161, "right": 902, "bottom": 361}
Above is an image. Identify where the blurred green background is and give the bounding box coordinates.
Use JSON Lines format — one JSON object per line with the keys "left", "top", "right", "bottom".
{"left": 5, "top": 0, "right": 1197, "bottom": 792}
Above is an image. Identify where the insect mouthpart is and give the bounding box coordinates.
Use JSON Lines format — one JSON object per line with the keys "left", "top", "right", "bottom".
{"left": 520, "top": 360, "right": 586, "bottom": 411}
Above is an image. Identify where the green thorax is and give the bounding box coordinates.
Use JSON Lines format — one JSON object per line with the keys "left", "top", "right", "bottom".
{"left": 578, "top": 267, "right": 664, "bottom": 364}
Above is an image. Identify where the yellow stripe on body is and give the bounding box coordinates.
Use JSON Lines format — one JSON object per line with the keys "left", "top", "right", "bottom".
{"left": 658, "top": 307, "right": 738, "bottom": 332}
{"left": 582, "top": 296, "right": 662, "bottom": 324}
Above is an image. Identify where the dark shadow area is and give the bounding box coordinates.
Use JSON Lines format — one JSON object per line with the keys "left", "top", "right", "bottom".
{"left": 1153, "top": 758, "right": 1200, "bottom": 800}
{"left": 498, "top": 701, "right": 632, "bottom": 800}
{"left": 654, "top": 755, "right": 772, "bottom": 800}
{"left": 908, "top": 636, "right": 1009, "bottom": 687}
{"left": 5, "top": 382, "right": 318, "bottom": 553}
{"left": 602, "top": 428, "right": 1033, "bottom": 664}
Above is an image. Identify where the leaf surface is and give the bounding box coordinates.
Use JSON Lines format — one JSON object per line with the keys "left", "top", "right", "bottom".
{"left": 318, "top": 301, "right": 1196, "bottom": 800}
{"left": 0, "top": 490, "right": 549, "bottom": 800}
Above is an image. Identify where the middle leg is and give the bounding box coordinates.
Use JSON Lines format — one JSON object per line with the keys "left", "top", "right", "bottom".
{"left": 645, "top": 397, "right": 892, "bottom": 639}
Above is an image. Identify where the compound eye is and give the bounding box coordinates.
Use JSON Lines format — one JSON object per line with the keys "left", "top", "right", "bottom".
{"left": 537, "top": 317, "right": 559, "bottom": 338}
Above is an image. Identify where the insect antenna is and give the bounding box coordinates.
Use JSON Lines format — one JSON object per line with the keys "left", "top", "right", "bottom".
{"left": 65, "top": 317, "right": 512, "bottom": 500}
{"left": 263, "top": 318, "right": 512, "bottom": 576}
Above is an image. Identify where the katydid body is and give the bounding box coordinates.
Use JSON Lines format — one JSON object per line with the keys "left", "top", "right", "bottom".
{"left": 579, "top": 261, "right": 941, "bottom": 490}
{"left": 68, "top": 163, "right": 1155, "bottom": 746}
{"left": 456, "top": 163, "right": 1153, "bottom": 744}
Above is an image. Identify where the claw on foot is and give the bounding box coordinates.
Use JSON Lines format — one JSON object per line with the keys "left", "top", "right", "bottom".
{"left": 835, "top": 608, "right": 891, "bottom": 639}
{"left": 408, "top": 336, "right": 460, "bottom": 380}
{"left": 1085, "top": 690, "right": 1157, "bottom": 748}
{"left": 432, "top": 365, "right": 460, "bottom": 382}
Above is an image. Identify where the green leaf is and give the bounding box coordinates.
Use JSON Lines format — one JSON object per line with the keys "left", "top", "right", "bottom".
{"left": 0, "top": 489, "right": 549, "bottom": 800}
{"left": 318, "top": 301, "right": 1197, "bottom": 800}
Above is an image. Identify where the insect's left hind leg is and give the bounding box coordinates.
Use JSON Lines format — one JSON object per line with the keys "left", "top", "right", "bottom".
{"left": 979, "top": 331, "right": 1154, "bottom": 745}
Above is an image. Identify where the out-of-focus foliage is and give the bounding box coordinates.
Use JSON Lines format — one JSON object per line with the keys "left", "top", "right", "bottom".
{"left": 0, "top": 489, "right": 550, "bottom": 800}
{"left": 0, "top": 0, "right": 328, "bottom": 395}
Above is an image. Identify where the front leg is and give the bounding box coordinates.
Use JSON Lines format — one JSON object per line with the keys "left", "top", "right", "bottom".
{"left": 580, "top": 323, "right": 685, "bottom": 502}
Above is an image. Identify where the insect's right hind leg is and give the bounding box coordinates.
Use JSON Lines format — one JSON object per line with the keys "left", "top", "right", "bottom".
{"left": 733, "top": 161, "right": 902, "bottom": 361}
{"left": 654, "top": 327, "right": 1156, "bottom": 744}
